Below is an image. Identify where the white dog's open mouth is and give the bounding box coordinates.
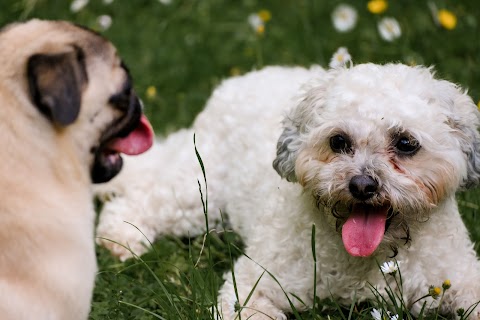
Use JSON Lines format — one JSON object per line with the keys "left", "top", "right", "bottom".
{"left": 341, "top": 203, "right": 390, "bottom": 257}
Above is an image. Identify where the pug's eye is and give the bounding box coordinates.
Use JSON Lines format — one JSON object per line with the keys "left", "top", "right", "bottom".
{"left": 395, "top": 136, "right": 420, "bottom": 155}
{"left": 109, "top": 80, "right": 133, "bottom": 110}
{"left": 330, "top": 134, "right": 352, "bottom": 153}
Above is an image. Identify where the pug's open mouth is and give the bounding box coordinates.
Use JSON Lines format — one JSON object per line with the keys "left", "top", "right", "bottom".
{"left": 91, "top": 89, "right": 154, "bottom": 183}
{"left": 92, "top": 115, "right": 153, "bottom": 183}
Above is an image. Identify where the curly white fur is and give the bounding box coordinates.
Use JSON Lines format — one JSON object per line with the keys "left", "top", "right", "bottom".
{"left": 95, "top": 64, "right": 480, "bottom": 319}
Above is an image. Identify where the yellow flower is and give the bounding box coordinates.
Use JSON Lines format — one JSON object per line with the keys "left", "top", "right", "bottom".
{"left": 368, "top": 0, "right": 388, "bottom": 14}
{"left": 230, "top": 67, "right": 241, "bottom": 76}
{"left": 258, "top": 9, "right": 271, "bottom": 22}
{"left": 438, "top": 9, "right": 457, "bottom": 30}
{"left": 256, "top": 24, "right": 265, "bottom": 35}
{"left": 442, "top": 279, "right": 451, "bottom": 290}
{"left": 477, "top": 101, "right": 480, "bottom": 109}
{"left": 244, "top": 47, "right": 254, "bottom": 57}
{"left": 429, "top": 285, "right": 442, "bottom": 299}
{"left": 146, "top": 86, "right": 157, "bottom": 99}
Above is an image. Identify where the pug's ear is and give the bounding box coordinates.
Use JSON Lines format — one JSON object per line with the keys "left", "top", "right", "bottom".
{"left": 27, "top": 46, "right": 88, "bottom": 126}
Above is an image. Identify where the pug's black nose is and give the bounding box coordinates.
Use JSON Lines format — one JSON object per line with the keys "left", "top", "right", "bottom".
{"left": 349, "top": 175, "right": 378, "bottom": 200}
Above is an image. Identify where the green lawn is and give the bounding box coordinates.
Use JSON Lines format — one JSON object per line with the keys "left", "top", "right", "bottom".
{"left": 1, "top": 1, "right": 480, "bottom": 319}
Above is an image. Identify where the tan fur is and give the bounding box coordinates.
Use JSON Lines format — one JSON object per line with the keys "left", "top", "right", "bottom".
{"left": 0, "top": 20, "right": 142, "bottom": 319}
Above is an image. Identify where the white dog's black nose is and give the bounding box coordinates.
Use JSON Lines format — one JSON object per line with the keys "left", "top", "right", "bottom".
{"left": 349, "top": 175, "right": 378, "bottom": 200}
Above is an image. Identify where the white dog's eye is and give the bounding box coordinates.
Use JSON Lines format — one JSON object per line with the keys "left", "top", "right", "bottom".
{"left": 330, "top": 134, "right": 352, "bottom": 154}
{"left": 395, "top": 136, "right": 420, "bottom": 155}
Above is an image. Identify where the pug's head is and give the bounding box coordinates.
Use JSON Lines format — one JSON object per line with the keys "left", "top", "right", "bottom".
{"left": 0, "top": 19, "right": 154, "bottom": 183}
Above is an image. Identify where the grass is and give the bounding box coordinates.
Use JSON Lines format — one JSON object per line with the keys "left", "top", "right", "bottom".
{"left": 2, "top": 0, "right": 480, "bottom": 319}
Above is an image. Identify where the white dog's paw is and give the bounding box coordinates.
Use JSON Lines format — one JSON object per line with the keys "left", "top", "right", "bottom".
{"left": 457, "top": 310, "right": 480, "bottom": 320}
{"left": 474, "top": 311, "right": 480, "bottom": 320}
{"left": 463, "top": 306, "right": 480, "bottom": 320}
{"left": 219, "top": 296, "right": 287, "bottom": 320}
{"left": 96, "top": 197, "right": 154, "bottom": 261}
{"left": 96, "top": 230, "right": 151, "bottom": 261}
{"left": 451, "top": 289, "right": 480, "bottom": 320}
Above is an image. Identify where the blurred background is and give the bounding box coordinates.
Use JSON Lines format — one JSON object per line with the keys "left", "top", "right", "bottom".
{"left": 2, "top": 1, "right": 480, "bottom": 319}
{"left": 1, "top": 0, "right": 479, "bottom": 135}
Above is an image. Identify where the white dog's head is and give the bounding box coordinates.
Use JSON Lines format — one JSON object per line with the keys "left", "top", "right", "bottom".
{"left": 273, "top": 63, "right": 480, "bottom": 257}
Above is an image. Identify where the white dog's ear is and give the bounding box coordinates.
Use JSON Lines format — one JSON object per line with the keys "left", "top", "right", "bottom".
{"left": 443, "top": 87, "right": 480, "bottom": 189}
{"left": 273, "top": 123, "right": 302, "bottom": 182}
{"left": 454, "top": 111, "right": 480, "bottom": 189}
{"left": 273, "top": 75, "right": 332, "bottom": 182}
{"left": 273, "top": 88, "right": 326, "bottom": 182}
{"left": 461, "top": 124, "right": 480, "bottom": 189}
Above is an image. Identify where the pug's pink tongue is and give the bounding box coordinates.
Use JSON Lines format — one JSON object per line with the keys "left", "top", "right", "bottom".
{"left": 342, "top": 204, "right": 388, "bottom": 257}
{"left": 108, "top": 115, "right": 154, "bottom": 155}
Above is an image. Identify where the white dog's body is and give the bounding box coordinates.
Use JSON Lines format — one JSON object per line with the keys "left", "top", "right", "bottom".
{"left": 97, "top": 65, "right": 480, "bottom": 319}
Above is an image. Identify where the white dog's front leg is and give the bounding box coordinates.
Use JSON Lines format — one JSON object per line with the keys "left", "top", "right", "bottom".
{"left": 95, "top": 130, "right": 224, "bottom": 260}
{"left": 218, "top": 256, "right": 291, "bottom": 320}
{"left": 447, "top": 275, "right": 480, "bottom": 320}
{"left": 402, "top": 206, "right": 480, "bottom": 319}
{"left": 96, "top": 188, "right": 223, "bottom": 260}
{"left": 219, "top": 283, "right": 287, "bottom": 320}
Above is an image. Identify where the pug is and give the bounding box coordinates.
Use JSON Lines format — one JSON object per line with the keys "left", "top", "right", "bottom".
{"left": 0, "top": 19, "right": 154, "bottom": 319}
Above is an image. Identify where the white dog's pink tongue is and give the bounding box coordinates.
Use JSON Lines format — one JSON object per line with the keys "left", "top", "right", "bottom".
{"left": 342, "top": 204, "right": 388, "bottom": 257}
{"left": 108, "top": 115, "right": 154, "bottom": 155}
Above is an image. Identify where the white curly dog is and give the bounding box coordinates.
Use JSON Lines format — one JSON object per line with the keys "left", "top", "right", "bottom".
{"left": 95, "top": 63, "right": 480, "bottom": 319}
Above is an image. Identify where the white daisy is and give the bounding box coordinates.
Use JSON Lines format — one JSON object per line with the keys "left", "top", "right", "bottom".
{"left": 371, "top": 308, "right": 382, "bottom": 320}
{"left": 70, "top": 0, "right": 88, "bottom": 12}
{"left": 371, "top": 308, "right": 399, "bottom": 320}
{"left": 380, "top": 260, "right": 398, "bottom": 274}
{"left": 377, "top": 17, "right": 401, "bottom": 42}
{"left": 248, "top": 13, "right": 264, "bottom": 31}
{"left": 329, "top": 47, "right": 352, "bottom": 69}
{"left": 97, "top": 15, "right": 112, "bottom": 31}
{"left": 427, "top": 1, "right": 439, "bottom": 25}
{"left": 331, "top": 4, "right": 358, "bottom": 32}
